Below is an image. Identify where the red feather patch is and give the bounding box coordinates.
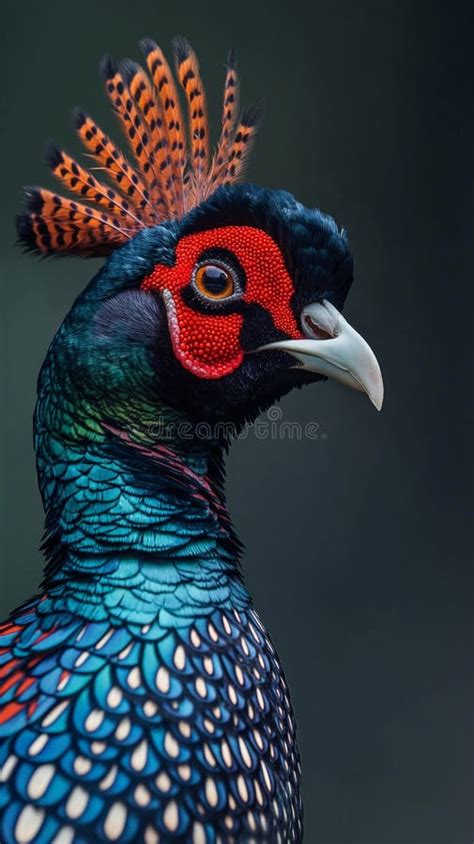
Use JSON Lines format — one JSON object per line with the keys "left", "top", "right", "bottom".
{"left": 142, "top": 226, "right": 300, "bottom": 379}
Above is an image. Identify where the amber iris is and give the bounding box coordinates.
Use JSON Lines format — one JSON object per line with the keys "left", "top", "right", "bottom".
{"left": 194, "top": 263, "right": 235, "bottom": 300}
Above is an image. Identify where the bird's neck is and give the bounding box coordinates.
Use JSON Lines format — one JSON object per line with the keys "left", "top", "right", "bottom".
{"left": 34, "top": 381, "right": 247, "bottom": 627}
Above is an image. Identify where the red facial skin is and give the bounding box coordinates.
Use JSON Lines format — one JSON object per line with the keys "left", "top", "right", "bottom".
{"left": 142, "top": 226, "right": 302, "bottom": 379}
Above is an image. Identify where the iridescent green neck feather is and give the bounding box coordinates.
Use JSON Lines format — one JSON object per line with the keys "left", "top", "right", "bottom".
{"left": 34, "top": 303, "right": 247, "bottom": 628}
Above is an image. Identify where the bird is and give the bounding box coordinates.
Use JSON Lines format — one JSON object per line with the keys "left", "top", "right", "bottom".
{"left": 0, "top": 36, "right": 383, "bottom": 844}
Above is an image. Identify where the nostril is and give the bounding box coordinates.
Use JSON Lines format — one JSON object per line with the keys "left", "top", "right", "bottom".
{"left": 303, "top": 314, "right": 333, "bottom": 341}
{"left": 301, "top": 300, "right": 341, "bottom": 340}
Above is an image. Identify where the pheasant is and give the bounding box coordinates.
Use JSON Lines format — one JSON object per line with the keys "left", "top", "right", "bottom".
{"left": 0, "top": 36, "right": 383, "bottom": 844}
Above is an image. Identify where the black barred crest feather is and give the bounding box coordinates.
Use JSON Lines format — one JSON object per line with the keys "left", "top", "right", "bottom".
{"left": 209, "top": 49, "right": 240, "bottom": 186}
{"left": 17, "top": 38, "right": 261, "bottom": 258}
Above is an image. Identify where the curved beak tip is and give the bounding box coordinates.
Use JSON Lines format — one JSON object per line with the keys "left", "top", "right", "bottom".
{"left": 258, "top": 299, "right": 385, "bottom": 412}
{"left": 369, "top": 377, "right": 384, "bottom": 411}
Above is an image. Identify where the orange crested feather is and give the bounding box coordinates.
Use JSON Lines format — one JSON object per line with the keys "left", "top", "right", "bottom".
{"left": 173, "top": 37, "right": 210, "bottom": 203}
{"left": 209, "top": 50, "right": 240, "bottom": 190}
{"left": 72, "top": 109, "right": 157, "bottom": 224}
{"left": 100, "top": 56, "right": 167, "bottom": 214}
{"left": 120, "top": 59, "right": 179, "bottom": 218}
{"left": 17, "top": 37, "right": 262, "bottom": 258}
{"left": 141, "top": 39, "right": 187, "bottom": 215}
{"left": 221, "top": 104, "right": 262, "bottom": 185}
{"left": 17, "top": 188, "right": 131, "bottom": 257}
{"left": 46, "top": 142, "right": 144, "bottom": 230}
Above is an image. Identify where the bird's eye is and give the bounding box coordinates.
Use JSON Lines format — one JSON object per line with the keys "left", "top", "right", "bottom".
{"left": 194, "top": 263, "right": 235, "bottom": 300}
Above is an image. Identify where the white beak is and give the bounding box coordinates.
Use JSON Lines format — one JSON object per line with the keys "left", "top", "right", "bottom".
{"left": 258, "top": 300, "right": 384, "bottom": 410}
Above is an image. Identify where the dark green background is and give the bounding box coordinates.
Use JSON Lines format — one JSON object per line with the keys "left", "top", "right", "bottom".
{"left": 1, "top": 0, "right": 472, "bottom": 841}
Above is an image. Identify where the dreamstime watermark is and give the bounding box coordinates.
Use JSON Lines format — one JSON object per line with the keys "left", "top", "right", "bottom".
{"left": 250, "top": 405, "right": 327, "bottom": 441}
{"left": 141, "top": 406, "right": 328, "bottom": 443}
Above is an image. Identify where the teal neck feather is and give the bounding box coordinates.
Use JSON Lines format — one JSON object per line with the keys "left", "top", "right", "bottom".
{"left": 34, "top": 340, "right": 248, "bottom": 628}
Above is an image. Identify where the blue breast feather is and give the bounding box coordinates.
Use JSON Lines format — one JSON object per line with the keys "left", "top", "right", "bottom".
{"left": 0, "top": 602, "right": 302, "bottom": 843}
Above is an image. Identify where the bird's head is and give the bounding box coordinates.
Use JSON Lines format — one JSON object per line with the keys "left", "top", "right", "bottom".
{"left": 18, "top": 38, "right": 383, "bottom": 445}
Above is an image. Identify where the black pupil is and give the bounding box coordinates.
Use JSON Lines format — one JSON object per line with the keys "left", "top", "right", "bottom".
{"left": 201, "top": 265, "right": 230, "bottom": 295}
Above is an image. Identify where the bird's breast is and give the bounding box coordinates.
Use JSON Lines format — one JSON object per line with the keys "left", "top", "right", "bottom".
{"left": 0, "top": 605, "right": 303, "bottom": 843}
